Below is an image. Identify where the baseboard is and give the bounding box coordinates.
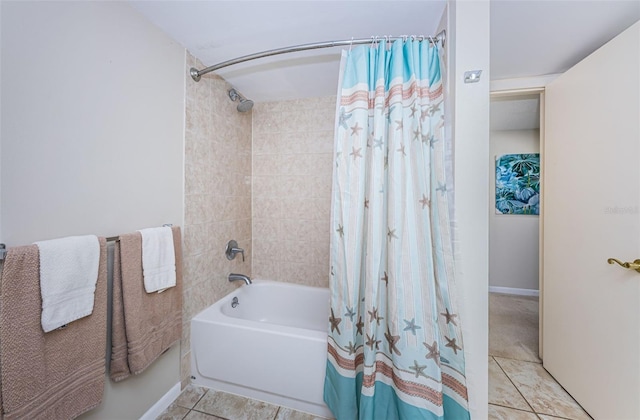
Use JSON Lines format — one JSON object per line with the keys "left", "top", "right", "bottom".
{"left": 139, "top": 382, "right": 181, "bottom": 420}
{"left": 489, "top": 286, "right": 539, "bottom": 297}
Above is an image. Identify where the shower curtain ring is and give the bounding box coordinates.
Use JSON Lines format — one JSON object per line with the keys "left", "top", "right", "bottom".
{"left": 349, "top": 37, "right": 354, "bottom": 52}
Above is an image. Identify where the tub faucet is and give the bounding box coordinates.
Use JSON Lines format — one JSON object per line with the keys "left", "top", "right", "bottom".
{"left": 228, "top": 273, "right": 252, "bottom": 285}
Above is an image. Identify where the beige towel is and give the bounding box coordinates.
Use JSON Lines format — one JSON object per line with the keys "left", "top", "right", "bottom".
{"left": 110, "top": 227, "right": 182, "bottom": 381}
{"left": 0, "top": 239, "right": 107, "bottom": 420}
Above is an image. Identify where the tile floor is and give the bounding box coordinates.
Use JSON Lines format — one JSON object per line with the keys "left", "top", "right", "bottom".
{"left": 489, "top": 293, "right": 592, "bottom": 420}
{"left": 156, "top": 385, "right": 330, "bottom": 420}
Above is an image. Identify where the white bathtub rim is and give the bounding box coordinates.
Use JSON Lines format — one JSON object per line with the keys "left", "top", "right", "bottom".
{"left": 192, "top": 279, "right": 330, "bottom": 337}
{"left": 193, "top": 279, "right": 328, "bottom": 312}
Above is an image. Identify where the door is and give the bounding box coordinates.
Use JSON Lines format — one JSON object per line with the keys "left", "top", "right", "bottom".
{"left": 543, "top": 21, "right": 639, "bottom": 419}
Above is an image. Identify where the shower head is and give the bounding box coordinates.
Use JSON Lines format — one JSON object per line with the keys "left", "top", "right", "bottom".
{"left": 228, "top": 88, "right": 254, "bottom": 112}
{"left": 237, "top": 98, "right": 254, "bottom": 113}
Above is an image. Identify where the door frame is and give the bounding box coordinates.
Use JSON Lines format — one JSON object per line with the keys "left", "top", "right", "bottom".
{"left": 490, "top": 75, "right": 558, "bottom": 358}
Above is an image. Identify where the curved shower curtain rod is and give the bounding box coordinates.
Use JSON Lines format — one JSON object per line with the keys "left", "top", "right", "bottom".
{"left": 190, "top": 29, "right": 446, "bottom": 82}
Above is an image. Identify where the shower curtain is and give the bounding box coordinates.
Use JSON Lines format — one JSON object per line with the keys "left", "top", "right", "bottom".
{"left": 323, "top": 38, "right": 469, "bottom": 420}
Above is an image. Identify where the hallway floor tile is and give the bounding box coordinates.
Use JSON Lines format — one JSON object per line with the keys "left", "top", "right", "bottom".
{"left": 489, "top": 293, "right": 592, "bottom": 420}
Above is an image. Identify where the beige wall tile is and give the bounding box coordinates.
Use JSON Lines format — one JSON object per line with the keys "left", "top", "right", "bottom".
{"left": 181, "top": 321, "right": 191, "bottom": 359}
{"left": 281, "top": 262, "right": 329, "bottom": 288}
{"left": 182, "top": 51, "right": 252, "bottom": 384}
{"left": 253, "top": 218, "right": 279, "bottom": 238}
{"left": 180, "top": 350, "right": 191, "bottom": 388}
{"left": 185, "top": 74, "right": 335, "bottom": 384}
{"left": 252, "top": 197, "right": 283, "bottom": 220}
{"left": 183, "top": 223, "right": 209, "bottom": 256}
{"left": 184, "top": 195, "right": 204, "bottom": 226}
{"left": 252, "top": 155, "right": 282, "bottom": 175}
{"left": 252, "top": 238, "right": 280, "bottom": 262}
{"left": 252, "top": 258, "right": 279, "bottom": 280}
{"left": 251, "top": 96, "right": 335, "bottom": 288}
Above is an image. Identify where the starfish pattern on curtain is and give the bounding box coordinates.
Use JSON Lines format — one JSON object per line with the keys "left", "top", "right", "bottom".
{"left": 324, "top": 38, "right": 470, "bottom": 420}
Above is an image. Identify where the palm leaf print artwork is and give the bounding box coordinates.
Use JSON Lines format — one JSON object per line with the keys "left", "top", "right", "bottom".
{"left": 496, "top": 153, "right": 540, "bottom": 215}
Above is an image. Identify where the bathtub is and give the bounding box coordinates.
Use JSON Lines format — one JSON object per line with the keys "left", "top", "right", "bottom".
{"left": 190, "top": 280, "right": 332, "bottom": 418}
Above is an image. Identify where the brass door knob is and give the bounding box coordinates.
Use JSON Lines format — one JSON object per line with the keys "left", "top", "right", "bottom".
{"left": 607, "top": 258, "right": 640, "bottom": 273}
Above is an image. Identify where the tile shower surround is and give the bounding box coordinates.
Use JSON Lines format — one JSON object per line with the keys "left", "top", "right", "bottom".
{"left": 183, "top": 52, "right": 336, "bottom": 386}
{"left": 182, "top": 53, "right": 252, "bottom": 386}
{"left": 251, "top": 97, "right": 336, "bottom": 289}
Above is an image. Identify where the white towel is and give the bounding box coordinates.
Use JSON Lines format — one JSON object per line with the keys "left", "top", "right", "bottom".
{"left": 35, "top": 235, "right": 100, "bottom": 333}
{"left": 138, "top": 227, "right": 176, "bottom": 293}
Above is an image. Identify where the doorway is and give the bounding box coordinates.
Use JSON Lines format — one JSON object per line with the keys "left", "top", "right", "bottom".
{"left": 487, "top": 92, "right": 590, "bottom": 419}
{"left": 489, "top": 93, "right": 541, "bottom": 295}
{"left": 489, "top": 90, "right": 542, "bottom": 364}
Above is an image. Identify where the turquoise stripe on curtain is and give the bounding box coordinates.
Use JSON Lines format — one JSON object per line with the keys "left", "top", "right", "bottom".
{"left": 324, "top": 38, "right": 469, "bottom": 419}
{"left": 325, "top": 363, "right": 470, "bottom": 420}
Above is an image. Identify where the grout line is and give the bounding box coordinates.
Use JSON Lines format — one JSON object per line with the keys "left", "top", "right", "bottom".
{"left": 273, "top": 406, "right": 282, "bottom": 420}
{"left": 537, "top": 369, "right": 594, "bottom": 420}
{"left": 494, "top": 357, "right": 593, "bottom": 420}
{"left": 492, "top": 356, "right": 538, "bottom": 414}
{"left": 194, "top": 388, "right": 208, "bottom": 408}
{"left": 489, "top": 402, "right": 536, "bottom": 415}
{"left": 491, "top": 353, "right": 543, "bottom": 364}
{"left": 191, "top": 407, "right": 229, "bottom": 419}
{"left": 534, "top": 412, "right": 585, "bottom": 420}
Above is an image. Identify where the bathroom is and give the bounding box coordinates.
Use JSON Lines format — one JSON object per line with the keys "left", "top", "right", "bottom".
{"left": 1, "top": 1, "right": 638, "bottom": 419}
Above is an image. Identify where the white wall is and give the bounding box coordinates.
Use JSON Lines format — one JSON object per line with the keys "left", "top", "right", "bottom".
{"left": 489, "top": 129, "right": 540, "bottom": 291}
{"left": 1, "top": 1, "right": 184, "bottom": 243}
{"left": 1, "top": 1, "right": 185, "bottom": 418}
{"left": 0, "top": 1, "right": 3, "bottom": 242}
{"left": 448, "top": 1, "right": 490, "bottom": 418}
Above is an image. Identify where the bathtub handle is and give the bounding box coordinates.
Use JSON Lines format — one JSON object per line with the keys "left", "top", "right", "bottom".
{"left": 225, "top": 240, "right": 245, "bottom": 262}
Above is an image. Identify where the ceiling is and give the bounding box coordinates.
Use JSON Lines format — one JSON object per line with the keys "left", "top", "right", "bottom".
{"left": 131, "top": 1, "right": 447, "bottom": 102}
{"left": 491, "top": 0, "right": 639, "bottom": 80}
{"left": 491, "top": 95, "right": 540, "bottom": 131}
{"left": 131, "top": 1, "right": 639, "bottom": 109}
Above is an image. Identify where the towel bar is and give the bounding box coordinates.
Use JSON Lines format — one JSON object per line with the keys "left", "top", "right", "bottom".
{"left": 0, "top": 226, "right": 172, "bottom": 258}
{"left": 105, "top": 224, "right": 173, "bottom": 243}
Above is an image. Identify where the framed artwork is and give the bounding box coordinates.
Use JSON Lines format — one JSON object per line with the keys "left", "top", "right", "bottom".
{"left": 495, "top": 153, "right": 540, "bottom": 215}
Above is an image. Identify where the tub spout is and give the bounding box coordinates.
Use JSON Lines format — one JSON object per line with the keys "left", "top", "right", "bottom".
{"left": 228, "top": 273, "right": 252, "bottom": 285}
